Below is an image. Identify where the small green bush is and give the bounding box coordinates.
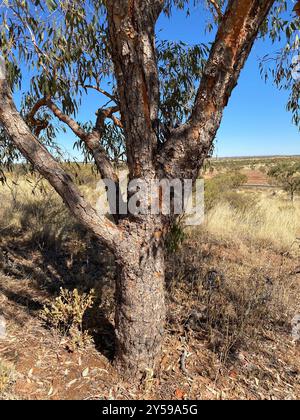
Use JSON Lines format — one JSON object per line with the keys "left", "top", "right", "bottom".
{"left": 205, "top": 171, "right": 247, "bottom": 211}
{"left": 166, "top": 221, "right": 186, "bottom": 254}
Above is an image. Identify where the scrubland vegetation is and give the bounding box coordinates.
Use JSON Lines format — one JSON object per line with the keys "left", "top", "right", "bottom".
{"left": 0, "top": 157, "right": 299, "bottom": 400}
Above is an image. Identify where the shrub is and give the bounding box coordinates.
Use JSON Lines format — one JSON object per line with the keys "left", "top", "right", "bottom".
{"left": 41, "top": 288, "right": 95, "bottom": 350}
{"left": 166, "top": 221, "right": 186, "bottom": 254}
{"left": 267, "top": 162, "right": 300, "bottom": 201}
{"left": 205, "top": 171, "right": 247, "bottom": 211}
{"left": 0, "top": 359, "right": 16, "bottom": 396}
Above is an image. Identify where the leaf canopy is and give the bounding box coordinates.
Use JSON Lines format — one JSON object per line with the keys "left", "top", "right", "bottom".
{"left": 0, "top": 0, "right": 299, "bottom": 177}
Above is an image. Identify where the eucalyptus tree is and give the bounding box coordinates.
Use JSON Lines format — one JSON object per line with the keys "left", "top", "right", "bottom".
{"left": 0, "top": 0, "right": 299, "bottom": 378}
{"left": 268, "top": 161, "right": 300, "bottom": 201}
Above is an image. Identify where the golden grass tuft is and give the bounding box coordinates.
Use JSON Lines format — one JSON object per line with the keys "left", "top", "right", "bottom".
{"left": 0, "top": 359, "right": 16, "bottom": 396}
{"left": 205, "top": 194, "right": 300, "bottom": 252}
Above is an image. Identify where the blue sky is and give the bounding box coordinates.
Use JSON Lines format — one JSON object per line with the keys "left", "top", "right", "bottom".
{"left": 14, "top": 3, "right": 300, "bottom": 159}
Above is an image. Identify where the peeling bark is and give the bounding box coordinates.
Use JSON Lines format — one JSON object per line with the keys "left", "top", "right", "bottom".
{"left": 106, "top": 0, "right": 164, "bottom": 180}
{"left": 105, "top": 1, "right": 169, "bottom": 374}
{"left": 105, "top": 0, "right": 276, "bottom": 376}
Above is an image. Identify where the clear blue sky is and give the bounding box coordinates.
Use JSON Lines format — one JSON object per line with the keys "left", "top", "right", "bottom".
{"left": 14, "top": 4, "right": 300, "bottom": 159}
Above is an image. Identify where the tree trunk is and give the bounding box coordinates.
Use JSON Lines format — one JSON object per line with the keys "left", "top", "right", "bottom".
{"left": 114, "top": 220, "right": 166, "bottom": 377}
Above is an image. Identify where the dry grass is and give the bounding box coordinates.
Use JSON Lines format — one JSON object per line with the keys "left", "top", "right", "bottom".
{"left": 0, "top": 166, "right": 299, "bottom": 400}
{"left": 204, "top": 194, "right": 300, "bottom": 252}
{"left": 0, "top": 176, "right": 86, "bottom": 253}
{"left": 167, "top": 226, "right": 300, "bottom": 359}
{"left": 0, "top": 359, "right": 17, "bottom": 397}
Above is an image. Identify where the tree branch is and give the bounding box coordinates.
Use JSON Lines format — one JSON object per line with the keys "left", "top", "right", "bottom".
{"left": 27, "top": 98, "right": 47, "bottom": 122}
{"left": 0, "top": 79, "right": 122, "bottom": 251}
{"left": 46, "top": 99, "right": 120, "bottom": 177}
{"left": 46, "top": 98, "right": 87, "bottom": 140}
{"left": 10, "top": 6, "right": 55, "bottom": 75}
{"left": 95, "top": 106, "right": 123, "bottom": 130}
{"left": 25, "top": 97, "right": 49, "bottom": 137}
{"left": 45, "top": 99, "right": 123, "bottom": 222}
{"left": 157, "top": 0, "right": 276, "bottom": 180}
{"left": 208, "top": 0, "right": 223, "bottom": 20}
{"left": 84, "top": 84, "right": 118, "bottom": 104}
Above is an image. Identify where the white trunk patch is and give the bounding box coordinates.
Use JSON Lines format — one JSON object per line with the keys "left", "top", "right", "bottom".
{"left": 0, "top": 316, "right": 6, "bottom": 339}
{"left": 292, "top": 314, "right": 300, "bottom": 343}
{"left": 122, "top": 43, "right": 130, "bottom": 56}
{"left": 0, "top": 56, "right": 6, "bottom": 80}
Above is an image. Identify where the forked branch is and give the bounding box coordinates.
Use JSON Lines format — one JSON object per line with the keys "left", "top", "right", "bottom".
{"left": 0, "top": 79, "right": 122, "bottom": 250}
{"left": 26, "top": 97, "right": 121, "bottom": 186}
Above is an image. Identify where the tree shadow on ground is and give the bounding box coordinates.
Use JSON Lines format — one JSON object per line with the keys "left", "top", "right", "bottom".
{"left": 0, "top": 217, "right": 117, "bottom": 360}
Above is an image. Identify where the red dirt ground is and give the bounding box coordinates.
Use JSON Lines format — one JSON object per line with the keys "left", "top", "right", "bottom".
{"left": 204, "top": 169, "right": 271, "bottom": 186}
{"left": 0, "top": 233, "right": 299, "bottom": 400}
{"left": 243, "top": 170, "right": 270, "bottom": 186}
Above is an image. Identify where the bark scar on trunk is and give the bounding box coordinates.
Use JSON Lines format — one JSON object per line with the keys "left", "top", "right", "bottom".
{"left": 141, "top": 72, "right": 152, "bottom": 129}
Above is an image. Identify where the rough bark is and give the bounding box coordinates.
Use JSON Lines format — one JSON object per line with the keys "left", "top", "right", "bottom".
{"left": 105, "top": 0, "right": 276, "bottom": 376}
{"left": 106, "top": 0, "right": 164, "bottom": 180}
{"left": 115, "top": 217, "right": 166, "bottom": 376}
{"left": 105, "top": 1, "right": 168, "bottom": 375}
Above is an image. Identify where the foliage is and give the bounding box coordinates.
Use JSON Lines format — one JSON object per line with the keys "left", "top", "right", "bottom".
{"left": 0, "top": 0, "right": 112, "bottom": 164}
{"left": 260, "top": 0, "right": 300, "bottom": 128}
{"left": 0, "top": 0, "right": 298, "bottom": 172}
{"left": 205, "top": 171, "right": 248, "bottom": 210}
{"left": 0, "top": 0, "right": 211, "bottom": 166}
{"left": 41, "top": 287, "right": 95, "bottom": 350}
{"left": 268, "top": 161, "right": 300, "bottom": 200}
{"left": 166, "top": 220, "right": 186, "bottom": 254}
{"left": 157, "top": 40, "right": 208, "bottom": 136}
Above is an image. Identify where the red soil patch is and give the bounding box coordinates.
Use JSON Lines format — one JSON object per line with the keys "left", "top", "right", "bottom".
{"left": 203, "top": 169, "right": 270, "bottom": 186}
{"left": 243, "top": 170, "right": 270, "bottom": 186}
